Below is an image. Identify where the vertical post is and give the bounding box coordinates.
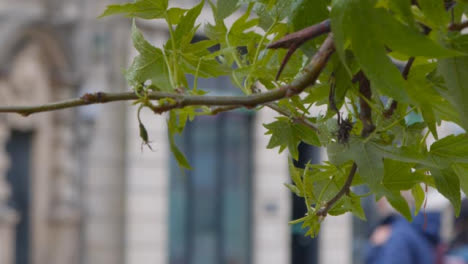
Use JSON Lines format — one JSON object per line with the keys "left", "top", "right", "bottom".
{"left": 0, "top": 124, "right": 18, "bottom": 264}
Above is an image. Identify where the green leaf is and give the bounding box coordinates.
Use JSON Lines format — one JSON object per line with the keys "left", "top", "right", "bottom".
{"left": 385, "top": 190, "right": 412, "bottom": 221}
{"left": 452, "top": 163, "right": 468, "bottom": 196}
{"left": 421, "top": 107, "right": 438, "bottom": 140}
{"left": 264, "top": 117, "right": 320, "bottom": 160}
{"left": 411, "top": 184, "right": 425, "bottom": 216}
{"left": 285, "top": 183, "right": 302, "bottom": 197}
{"left": 388, "top": 0, "right": 414, "bottom": 26}
{"left": 217, "top": 0, "right": 240, "bottom": 20}
{"left": 353, "top": 143, "right": 385, "bottom": 191}
{"left": 289, "top": 159, "right": 305, "bottom": 193}
{"left": 330, "top": 0, "right": 353, "bottom": 74}
{"left": 329, "top": 55, "right": 353, "bottom": 113}
{"left": 371, "top": 143, "right": 432, "bottom": 167}
{"left": 383, "top": 159, "right": 422, "bottom": 190}
{"left": 331, "top": 0, "right": 410, "bottom": 102}
{"left": 347, "top": 194, "right": 366, "bottom": 220}
{"left": 173, "top": 0, "right": 204, "bottom": 47}
{"left": 407, "top": 63, "right": 460, "bottom": 127}
{"left": 328, "top": 139, "right": 385, "bottom": 191}
{"left": 168, "top": 112, "right": 191, "bottom": 170}
{"left": 289, "top": 0, "right": 328, "bottom": 31}
{"left": 375, "top": 9, "right": 462, "bottom": 58}
{"left": 418, "top": 0, "right": 449, "bottom": 29}
{"left": 254, "top": 0, "right": 295, "bottom": 30}
{"left": 292, "top": 123, "right": 321, "bottom": 147}
{"left": 430, "top": 168, "right": 461, "bottom": 215}
{"left": 265, "top": 117, "right": 298, "bottom": 158}
{"left": 168, "top": 135, "right": 191, "bottom": 170}
{"left": 126, "top": 22, "right": 172, "bottom": 91}
{"left": 99, "top": 0, "right": 168, "bottom": 19}
{"left": 180, "top": 54, "right": 230, "bottom": 78}
{"left": 438, "top": 57, "right": 468, "bottom": 131}
{"left": 430, "top": 134, "right": 468, "bottom": 164}
{"left": 166, "top": 8, "right": 187, "bottom": 25}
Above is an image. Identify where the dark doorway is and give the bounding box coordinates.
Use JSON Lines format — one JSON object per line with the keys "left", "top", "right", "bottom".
{"left": 6, "top": 130, "right": 33, "bottom": 264}
{"left": 169, "top": 112, "right": 254, "bottom": 264}
{"left": 291, "top": 143, "right": 321, "bottom": 264}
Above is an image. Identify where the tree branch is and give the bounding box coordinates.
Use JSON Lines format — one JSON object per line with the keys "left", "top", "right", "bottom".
{"left": 267, "top": 19, "right": 331, "bottom": 80}
{"left": 316, "top": 162, "right": 358, "bottom": 217}
{"left": 353, "top": 71, "right": 375, "bottom": 137}
{"left": 210, "top": 105, "right": 242, "bottom": 115}
{"left": 268, "top": 19, "right": 331, "bottom": 50}
{"left": 0, "top": 34, "right": 335, "bottom": 117}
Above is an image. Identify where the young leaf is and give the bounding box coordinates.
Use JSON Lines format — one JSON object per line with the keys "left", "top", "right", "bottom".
{"left": 166, "top": 8, "right": 187, "bottom": 25}
{"left": 126, "top": 22, "right": 172, "bottom": 91}
{"left": 264, "top": 117, "right": 320, "bottom": 160}
{"left": 385, "top": 190, "right": 413, "bottom": 221}
{"left": 217, "top": 0, "right": 240, "bottom": 20}
{"left": 411, "top": 184, "right": 425, "bottom": 216}
{"left": 430, "top": 168, "right": 461, "bottom": 215}
{"left": 167, "top": 112, "right": 191, "bottom": 170}
{"left": 438, "top": 57, "right": 468, "bottom": 131}
{"left": 173, "top": 1, "right": 205, "bottom": 47}
{"left": 346, "top": 194, "right": 366, "bottom": 220}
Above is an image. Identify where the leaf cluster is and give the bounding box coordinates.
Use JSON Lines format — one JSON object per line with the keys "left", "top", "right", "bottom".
{"left": 101, "top": 0, "right": 468, "bottom": 237}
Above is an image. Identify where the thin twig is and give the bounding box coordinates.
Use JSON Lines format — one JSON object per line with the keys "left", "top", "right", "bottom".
{"left": 354, "top": 72, "right": 375, "bottom": 137}
{"left": 0, "top": 34, "right": 336, "bottom": 117}
{"left": 268, "top": 19, "right": 331, "bottom": 49}
{"left": 316, "top": 162, "right": 358, "bottom": 217}
{"left": 266, "top": 103, "right": 318, "bottom": 132}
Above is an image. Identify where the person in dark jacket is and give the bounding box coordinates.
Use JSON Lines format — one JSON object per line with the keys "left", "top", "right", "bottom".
{"left": 445, "top": 199, "right": 468, "bottom": 264}
{"left": 365, "top": 198, "right": 441, "bottom": 264}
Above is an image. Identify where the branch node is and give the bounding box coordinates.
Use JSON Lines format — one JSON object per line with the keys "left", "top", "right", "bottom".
{"left": 80, "top": 93, "right": 95, "bottom": 104}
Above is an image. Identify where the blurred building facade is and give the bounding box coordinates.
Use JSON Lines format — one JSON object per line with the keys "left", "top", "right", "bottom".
{"left": 1, "top": 1, "right": 451, "bottom": 264}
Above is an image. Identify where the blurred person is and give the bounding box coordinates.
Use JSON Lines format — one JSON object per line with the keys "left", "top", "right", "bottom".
{"left": 365, "top": 195, "right": 441, "bottom": 264}
{"left": 444, "top": 199, "right": 468, "bottom": 264}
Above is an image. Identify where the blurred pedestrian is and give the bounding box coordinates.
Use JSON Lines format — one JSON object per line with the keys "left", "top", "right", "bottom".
{"left": 365, "top": 197, "right": 441, "bottom": 264}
